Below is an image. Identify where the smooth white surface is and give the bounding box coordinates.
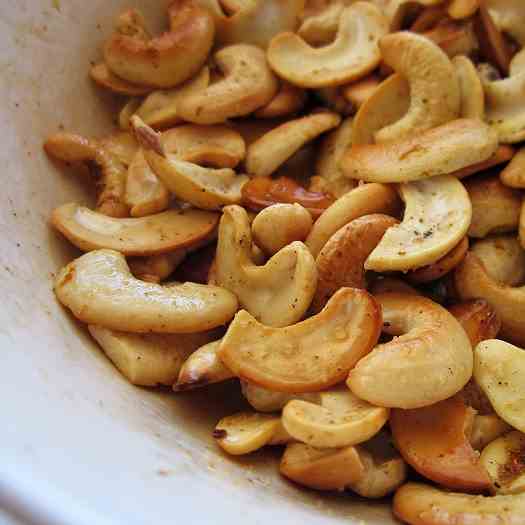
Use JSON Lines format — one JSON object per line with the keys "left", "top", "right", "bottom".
{"left": 0, "top": 1, "right": 395, "bottom": 523}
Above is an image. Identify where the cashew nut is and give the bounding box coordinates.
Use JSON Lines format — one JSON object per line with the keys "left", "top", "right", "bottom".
{"left": 119, "top": 98, "right": 142, "bottom": 131}
{"left": 104, "top": 2, "right": 215, "bottom": 88}
{"left": 219, "top": 287, "right": 381, "bottom": 393}
{"left": 342, "top": 74, "right": 382, "bottom": 112}
{"left": 267, "top": 2, "right": 388, "bottom": 88}
{"left": 312, "top": 214, "right": 398, "bottom": 313}
{"left": 54, "top": 249, "right": 238, "bottom": 333}
{"left": 98, "top": 131, "right": 140, "bottom": 167}
{"left": 306, "top": 183, "right": 401, "bottom": 257}
{"left": 448, "top": 0, "right": 480, "bottom": 19}
{"left": 177, "top": 44, "right": 278, "bottom": 125}
{"left": 365, "top": 175, "right": 472, "bottom": 272}
{"left": 282, "top": 388, "right": 389, "bottom": 448}
{"left": 128, "top": 250, "right": 187, "bottom": 283}
{"left": 245, "top": 111, "right": 341, "bottom": 177}
{"left": 486, "top": 0, "right": 525, "bottom": 46}
{"left": 369, "top": 277, "right": 419, "bottom": 296}
{"left": 241, "top": 382, "right": 320, "bottom": 413}
{"left": 88, "top": 325, "right": 218, "bottom": 386}
{"left": 451, "top": 144, "right": 515, "bottom": 179}
{"left": 215, "top": 205, "right": 317, "bottom": 327}
{"left": 374, "top": 32, "right": 460, "bottom": 144}
{"left": 381, "top": 0, "right": 446, "bottom": 31}
{"left": 297, "top": 1, "right": 345, "bottom": 46}
{"left": 51, "top": 203, "right": 218, "bottom": 256}
{"left": 424, "top": 20, "right": 478, "bottom": 59}
{"left": 90, "top": 62, "right": 151, "bottom": 96}
{"left": 474, "top": 339, "right": 525, "bottom": 433}
{"left": 501, "top": 147, "right": 525, "bottom": 188}
{"left": 251, "top": 204, "right": 313, "bottom": 256}
{"left": 453, "top": 55, "right": 485, "bottom": 120}
{"left": 470, "top": 414, "right": 511, "bottom": 451}
{"left": 342, "top": 119, "right": 499, "bottom": 183}
{"left": 348, "top": 293, "right": 473, "bottom": 409}
{"left": 254, "top": 82, "right": 307, "bottom": 119}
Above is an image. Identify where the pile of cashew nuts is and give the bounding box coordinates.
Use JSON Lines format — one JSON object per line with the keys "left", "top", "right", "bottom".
{"left": 45, "top": 0, "right": 525, "bottom": 522}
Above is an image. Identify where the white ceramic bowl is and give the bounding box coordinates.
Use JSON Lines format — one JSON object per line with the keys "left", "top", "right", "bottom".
{"left": 1, "top": 2, "right": 394, "bottom": 523}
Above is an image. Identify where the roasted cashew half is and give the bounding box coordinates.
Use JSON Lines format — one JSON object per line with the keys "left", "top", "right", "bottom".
{"left": 104, "top": 1, "right": 215, "bottom": 88}
{"left": 54, "top": 250, "right": 238, "bottom": 333}
{"left": 267, "top": 2, "right": 388, "bottom": 88}
{"left": 348, "top": 293, "right": 473, "bottom": 409}
{"left": 219, "top": 287, "right": 381, "bottom": 393}
{"left": 501, "top": 147, "right": 525, "bottom": 188}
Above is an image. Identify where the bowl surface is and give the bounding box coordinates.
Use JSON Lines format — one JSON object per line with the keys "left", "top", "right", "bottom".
{"left": 0, "top": 2, "right": 395, "bottom": 523}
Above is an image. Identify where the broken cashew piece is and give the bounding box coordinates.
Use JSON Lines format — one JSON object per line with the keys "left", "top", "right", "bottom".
{"left": 374, "top": 32, "right": 460, "bottom": 144}
{"left": 90, "top": 63, "right": 152, "bottom": 96}
{"left": 128, "top": 251, "right": 187, "bottom": 283}
{"left": 267, "top": 2, "right": 388, "bottom": 88}
{"left": 501, "top": 147, "right": 525, "bottom": 188}
{"left": 282, "top": 388, "right": 389, "bottom": 448}
{"left": 348, "top": 293, "right": 473, "bottom": 409}
{"left": 245, "top": 111, "right": 340, "bottom": 177}
{"left": 103, "top": 1, "right": 215, "bottom": 88}
{"left": 312, "top": 214, "right": 398, "bottom": 313}
{"left": 470, "top": 414, "right": 511, "bottom": 451}
{"left": 251, "top": 204, "right": 313, "bottom": 256}
{"left": 54, "top": 249, "right": 238, "bottom": 333}
{"left": 177, "top": 44, "right": 278, "bottom": 125}
{"left": 453, "top": 55, "right": 485, "bottom": 120}
{"left": 51, "top": 203, "right": 218, "bottom": 256}
{"left": 241, "top": 382, "right": 320, "bottom": 413}
{"left": 219, "top": 287, "right": 381, "bottom": 393}
{"left": 342, "top": 119, "right": 499, "bottom": 183}
{"left": 88, "top": 325, "right": 218, "bottom": 386}
{"left": 254, "top": 82, "right": 306, "bottom": 119}
{"left": 365, "top": 175, "right": 471, "bottom": 272}
{"left": 474, "top": 339, "right": 525, "bottom": 433}
{"left": 215, "top": 205, "right": 317, "bottom": 327}
{"left": 393, "top": 482, "right": 525, "bottom": 525}
{"left": 305, "top": 183, "right": 400, "bottom": 258}
{"left": 297, "top": 1, "right": 344, "bottom": 47}
{"left": 44, "top": 133, "right": 129, "bottom": 218}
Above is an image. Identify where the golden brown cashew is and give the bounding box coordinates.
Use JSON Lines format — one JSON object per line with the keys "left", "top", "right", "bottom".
{"left": 267, "top": 2, "right": 388, "bottom": 88}
{"left": 348, "top": 293, "right": 473, "bottom": 409}
{"left": 305, "top": 183, "right": 401, "bottom": 257}
{"left": 383, "top": 0, "right": 446, "bottom": 31}
{"left": 373, "top": 32, "right": 460, "bottom": 144}
{"left": 119, "top": 98, "right": 142, "bottom": 131}
{"left": 424, "top": 20, "right": 478, "bottom": 59}
{"left": 54, "top": 249, "right": 238, "bottom": 333}
{"left": 241, "top": 382, "right": 320, "bottom": 412}
{"left": 297, "top": 1, "right": 345, "bottom": 46}
{"left": 501, "top": 146, "right": 525, "bottom": 188}
{"left": 365, "top": 175, "right": 471, "bottom": 272}
{"left": 393, "top": 482, "right": 525, "bottom": 525}
{"left": 465, "top": 175, "right": 522, "bottom": 238}
{"left": 88, "top": 326, "right": 218, "bottom": 386}
{"left": 128, "top": 250, "right": 187, "bottom": 283}
{"left": 44, "top": 133, "right": 129, "bottom": 218}
{"left": 452, "top": 55, "right": 485, "bottom": 120}
{"left": 98, "top": 131, "right": 140, "bottom": 167}
{"left": 215, "top": 205, "right": 317, "bottom": 327}
{"left": 254, "top": 82, "right": 306, "bottom": 119}
{"left": 455, "top": 253, "right": 525, "bottom": 346}
{"left": 312, "top": 214, "right": 398, "bottom": 313}
{"left": 369, "top": 277, "right": 419, "bottom": 296}
{"left": 448, "top": 0, "right": 480, "bottom": 19}
{"left": 342, "top": 119, "right": 499, "bottom": 183}
{"left": 469, "top": 414, "right": 510, "bottom": 451}
{"left": 51, "top": 203, "right": 218, "bottom": 256}
{"left": 342, "top": 74, "right": 382, "bottom": 111}
{"left": 251, "top": 204, "right": 313, "bottom": 256}
{"left": 90, "top": 63, "right": 152, "bottom": 96}
{"left": 219, "top": 287, "right": 381, "bottom": 393}
{"left": 245, "top": 111, "right": 341, "bottom": 177}
{"left": 104, "top": 1, "right": 215, "bottom": 88}
{"left": 177, "top": 44, "right": 278, "bottom": 125}
{"left": 450, "top": 144, "right": 514, "bottom": 180}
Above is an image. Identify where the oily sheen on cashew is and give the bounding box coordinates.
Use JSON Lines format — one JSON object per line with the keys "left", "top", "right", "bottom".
{"left": 312, "top": 214, "right": 398, "bottom": 313}
{"left": 342, "top": 119, "right": 499, "bottom": 183}
{"left": 103, "top": 1, "right": 215, "bottom": 88}
{"left": 219, "top": 287, "right": 381, "bottom": 393}
{"left": 365, "top": 175, "right": 472, "bottom": 272}
{"left": 374, "top": 32, "right": 460, "bottom": 144}
{"left": 176, "top": 44, "right": 278, "bottom": 125}
{"left": 216, "top": 205, "right": 316, "bottom": 327}
{"left": 51, "top": 203, "right": 219, "bottom": 256}
{"left": 245, "top": 111, "right": 340, "bottom": 178}
{"left": 348, "top": 293, "right": 473, "bottom": 409}
{"left": 267, "top": 2, "right": 388, "bottom": 88}
{"left": 54, "top": 249, "right": 238, "bottom": 333}
{"left": 88, "top": 326, "right": 218, "bottom": 386}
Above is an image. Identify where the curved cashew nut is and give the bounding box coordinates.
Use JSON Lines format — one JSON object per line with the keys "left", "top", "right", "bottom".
{"left": 342, "top": 119, "right": 499, "bottom": 183}
{"left": 365, "top": 175, "right": 471, "bottom": 272}
{"left": 104, "top": 1, "right": 215, "bottom": 88}
{"left": 54, "top": 249, "right": 238, "bottom": 333}
{"left": 312, "top": 214, "right": 398, "bottom": 313}
{"left": 453, "top": 55, "right": 485, "bottom": 120}
{"left": 44, "top": 133, "right": 130, "bottom": 218}
{"left": 267, "top": 2, "right": 388, "bottom": 88}
{"left": 254, "top": 82, "right": 307, "bottom": 119}
{"left": 252, "top": 204, "right": 313, "bottom": 256}
{"left": 215, "top": 205, "right": 317, "bottom": 327}
{"left": 348, "top": 293, "right": 473, "bottom": 409}
{"left": 374, "top": 32, "right": 460, "bottom": 144}
{"left": 241, "top": 382, "right": 320, "bottom": 412}
{"left": 51, "top": 203, "right": 218, "bottom": 256}
{"left": 282, "top": 388, "right": 389, "bottom": 448}
{"left": 305, "top": 183, "right": 401, "bottom": 257}
{"left": 297, "top": 2, "right": 345, "bottom": 46}
{"left": 128, "top": 250, "right": 187, "bottom": 283}
{"left": 455, "top": 252, "right": 525, "bottom": 345}
{"left": 245, "top": 111, "right": 340, "bottom": 177}
{"left": 501, "top": 146, "right": 525, "bottom": 188}
{"left": 177, "top": 44, "right": 279, "bottom": 124}
{"left": 219, "top": 287, "right": 382, "bottom": 393}
{"left": 88, "top": 325, "right": 218, "bottom": 386}
{"left": 90, "top": 63, "right": 152, "bottom": 96}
